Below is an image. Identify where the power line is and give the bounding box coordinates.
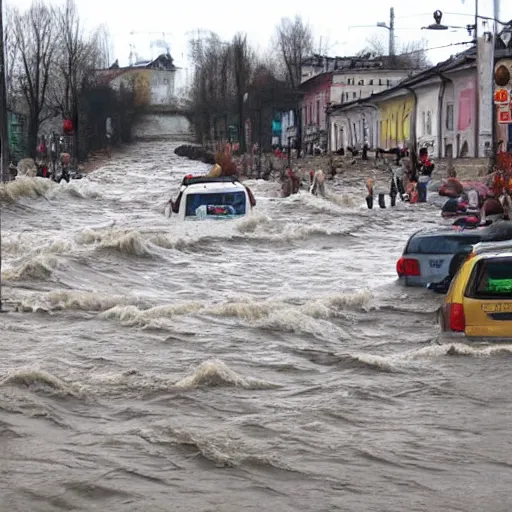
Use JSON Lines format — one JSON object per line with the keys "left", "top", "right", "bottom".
{"left": 400, "top": 40, "right": 473, "bottom": 56}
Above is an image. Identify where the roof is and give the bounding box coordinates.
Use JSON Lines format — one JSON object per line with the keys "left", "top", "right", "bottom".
{"left": 300, "top": 71, "right": 333, "bottom": 89}
{"left": 330, "top": 47, "right": 476, "bottom": 113}
{"left": 95, "top": 53, "right": 176, "bottom": 83}
{"left": 183, "top": 181, "right": 246, "bottom": 194}
{"left": 181, "top": 175, "right": 242, "bottom": 187}
{"left": 412, "top": 225, "right": 487, "bottom": 238}
{"left": 303, "top": 53, "right": 416, "bottom": 71}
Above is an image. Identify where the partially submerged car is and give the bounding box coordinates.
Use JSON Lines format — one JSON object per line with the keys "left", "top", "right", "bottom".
{"left": 169, "top": 175, "right": 256, "bottom": 221}
{"left": 439, "top": 240, "right": 512, "bottom": 339}
{"left": 396, "top": 222, "right": 512, "bottom": 287}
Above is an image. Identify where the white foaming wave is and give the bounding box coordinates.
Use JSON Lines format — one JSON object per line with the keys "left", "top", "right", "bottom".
{"left": 347, "top": 342, "right": 512, "bottom": 373}
{"left": 236, "top": 213, "right": 273, "bottom": 233}
{"left": 99, "top": 290, "right": 373, "bottom": 336}
{"left": 17, "top": 290, "right": 144, "bottom": 313}
{"left": 47, "top": 180, "right": 103, "bottom": 200}
{"left": 1, "top": 254, "right": 63, "bottom": 281}
{"left": 0, "top": 177, "right": 54, "bottom": 202}
{"left": 290, "top": 191, "right": 359, "bottom": 214}
{"left": 0, "top": 366, "right": 84, "bottom": 397}
{"left": 77, "top": 228, "right": 158, "bottom": 257}
{"left": 174, "top": 359, "right": 279, "bottom": 389}
{"left": 98, "top": 302, "right": 204, "bottom": 325}
{"left": 2, "top": 233, "right": 73, "bottom": 258}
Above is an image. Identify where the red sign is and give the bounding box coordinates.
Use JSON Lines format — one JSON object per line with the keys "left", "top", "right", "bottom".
{"left": 498, "top": 109, "right": 512, "bottom": 124}
{"left": 494, "top": 88, "right": 509, "bottom": 104}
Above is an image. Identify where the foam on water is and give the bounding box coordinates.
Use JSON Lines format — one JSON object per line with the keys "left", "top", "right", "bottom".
{"left": 1, "top": 140, "right": 511, "bottom": 512}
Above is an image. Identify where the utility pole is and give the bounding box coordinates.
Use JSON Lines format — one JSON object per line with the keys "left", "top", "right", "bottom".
{"left": 389, "top": 7, "right": 396, "bottom": 56}
{"left": 0, "top": 0, "right": 8, "bottom": 182}
{"left": 0, "top": 0, "right": 8, "bottom": 313}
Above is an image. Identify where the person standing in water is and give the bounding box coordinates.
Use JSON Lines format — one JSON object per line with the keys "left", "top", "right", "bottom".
{"left": 366, "top": 178, "right": 374, "bottom": 209}
{"left": 310, "top": 169, "right": 326, "bottom": 197}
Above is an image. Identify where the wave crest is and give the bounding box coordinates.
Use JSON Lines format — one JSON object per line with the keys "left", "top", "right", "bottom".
{"left": 175, "top": 359, "right": 279, "bottom": 390}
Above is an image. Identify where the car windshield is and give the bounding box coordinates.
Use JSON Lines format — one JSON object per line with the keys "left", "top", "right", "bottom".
{"left": 406, "top": 235, "right": 482, "bottom": 255}
{"left": 185, "top": 191, "right": 246, "bottom": 217}
{"left": 470, "top": 257, "right": 512, "bottom": 298}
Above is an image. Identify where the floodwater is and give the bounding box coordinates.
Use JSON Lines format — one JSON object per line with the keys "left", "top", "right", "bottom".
{"left": 1, "top": 141, "right": 512, "bottom": 512}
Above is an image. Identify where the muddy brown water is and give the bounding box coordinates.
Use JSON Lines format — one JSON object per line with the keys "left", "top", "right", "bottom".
{"left": 1, "top": 141, "right": 512, "bottom": 512}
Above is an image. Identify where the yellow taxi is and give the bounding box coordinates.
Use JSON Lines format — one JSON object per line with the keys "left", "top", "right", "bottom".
{"left": 439, "top": 240, "right": 512, "bottom": 338}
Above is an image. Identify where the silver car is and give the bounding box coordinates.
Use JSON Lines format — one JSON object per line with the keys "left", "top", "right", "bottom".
{"left": 396, "top": 228, "right": 483, "bottom": 286}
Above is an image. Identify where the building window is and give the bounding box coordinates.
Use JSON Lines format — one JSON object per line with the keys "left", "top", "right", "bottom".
{"left": 163, "top": 78, "right": 168, "bottom": 85}
{"left": 446, "top": 103, "right": 454, "bottom": 131}
{"left": 303, "top": 107, "right": 307, "bottom": 125}
{"left": 369, "top": 79, "right": 374, "bottom": 85}
{"left": 352, "top": 92, "right": 357, "bottom": 99}
{"left": 386, "top": 79, "right": 392, "bottom": 87}
{"left": 422, "top": 112, "right": 426, "bottom": 135}
{"left": 379, "top": 79, "right": 383, "bottom": 86}
{"left": 316, "top": 100, "right": 320, "bottom": 125}
{"left": 309, "top": 104, "right": 312, "bottom": 124}
{"left": 358, "top": 79, "right": 364, "bottom": 85}
{"left": 347, "top": 78, "right": 354, "bottom": 85}
{"left": 426, "top": 111, "right": 432, "bottom": 135}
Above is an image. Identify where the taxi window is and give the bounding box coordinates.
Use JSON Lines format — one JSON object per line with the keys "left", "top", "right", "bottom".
{"left": 406, "top": 235, "right": 481, "bottom": 255}
{"left": 469, "top": 258, "right": 512, "bottom": 298}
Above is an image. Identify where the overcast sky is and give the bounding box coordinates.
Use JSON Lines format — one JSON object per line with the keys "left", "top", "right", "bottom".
{"left": 8, "top": 0, "right": 511, "bottom": 72}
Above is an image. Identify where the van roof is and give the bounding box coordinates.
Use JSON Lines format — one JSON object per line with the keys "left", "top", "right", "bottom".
{"left": 183, "top": 181, "right": 246, "bottom": 193}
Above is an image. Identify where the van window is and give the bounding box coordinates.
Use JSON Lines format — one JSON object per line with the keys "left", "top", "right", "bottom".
{"left": 185, "top": 191, "right": 246, "bottom": 217}
{"left": 468, "top": 258, "right": 512, "bottom": 298}
{"left": 406, "top": 235, "right": 482, "bottom": 255}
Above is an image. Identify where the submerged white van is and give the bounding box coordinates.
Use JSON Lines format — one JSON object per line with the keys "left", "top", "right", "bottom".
{"left": 170, "top": 175, "right": 255, "bottom": 221}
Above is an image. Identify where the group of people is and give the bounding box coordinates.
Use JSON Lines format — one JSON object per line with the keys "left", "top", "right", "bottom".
{"left": 440, "top": 169, "right": 512, "bottom": 223}
{"left": 35, "top": 152, "right": 72, "bottom": 183}
{"left": 365, "top": 147, "right": 435, "bottom": 209}
{"left": 281, "top": 168, "right": 327, "bottom": 198}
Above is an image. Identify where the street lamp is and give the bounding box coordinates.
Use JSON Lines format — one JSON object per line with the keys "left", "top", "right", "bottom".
{"left": 421, "top": 10, "right": 475, "bottom": 34}
{"left": 422, "top": 8, "right": 487, "bottom": 158}
{"left": 377, "top": 8, "right": 395, "bottom": 56}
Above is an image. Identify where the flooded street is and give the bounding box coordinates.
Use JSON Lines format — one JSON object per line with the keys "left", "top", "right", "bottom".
{"left": 1, "top": 140, "right": 512, "bottom": 512}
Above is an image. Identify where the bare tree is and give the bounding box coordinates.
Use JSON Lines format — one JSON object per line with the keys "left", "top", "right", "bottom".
{"left": 11, "top": 1, "right": 56, "bottom": 157}
{"left": 51, "top": 0, "right": 110, "bottom": 158}
{"left": 3, "top": 5, "right": 20, "bottom": 107}
{"left": 274, "top": 16, "right": 313, "bottom": 89}
{"left": 357, "top": 34, "right": 431, "bottom": 69}
{"left": 231, "top": 33, "right": 253, "bottom": 153}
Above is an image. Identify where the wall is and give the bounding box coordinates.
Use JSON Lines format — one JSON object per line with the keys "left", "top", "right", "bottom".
{"left": 413, "top": 82, "right": 441, "bottom": 157}
{"left": 332, "top": 69, "right": 411, "bottom": 105}
{"left": 300, "top": 73, "right": 332, "bottom": 149}
{"left": 375, "top": 94, "right": 414, "bottom": 149}
{"left": 110, "top": 69, "right": 176, "bottom": 107}
{"left": 329, "top": 104, "right": 380, "bottom": 150}
{"left": 450, "top": 71, "right": 476, "bottom": 157}
{"left": 132, "top": 114, "right": 193, "bottom": 141}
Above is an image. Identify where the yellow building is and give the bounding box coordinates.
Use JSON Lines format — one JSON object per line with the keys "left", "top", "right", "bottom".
{"left": 377, "top": 94, "right": 414, "bottom": 149}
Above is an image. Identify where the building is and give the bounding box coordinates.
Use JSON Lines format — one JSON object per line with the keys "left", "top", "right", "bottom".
{"left": 327, "top": 48, "right": 482, "bottom": 157}
{"left": 327, "top": 23, "right": 512, "bottom": 160}
{"left": 300, "top": 72, "right": 332, "bottom": 152}
{"left": 96, "top": 54, "right": 178, "bottom": 107}
{"left": 299, "top": 55, "right": 414, "bottom": 153}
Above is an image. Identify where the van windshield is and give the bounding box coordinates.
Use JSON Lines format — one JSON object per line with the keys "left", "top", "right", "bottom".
{"left": 185, "top": 191, "right": 246, "bottom": 217}
{"left": 469, "top": 257, "right": 512, "bottom": 298}
{"left": 406, "top": 235, "right": 482, "bottom": 255}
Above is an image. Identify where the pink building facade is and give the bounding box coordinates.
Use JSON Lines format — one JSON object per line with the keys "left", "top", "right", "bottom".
{"left": 299, "top": 72, "right": 332, "bottom": 152}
